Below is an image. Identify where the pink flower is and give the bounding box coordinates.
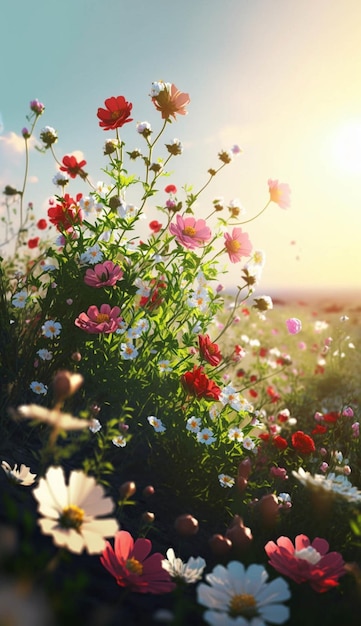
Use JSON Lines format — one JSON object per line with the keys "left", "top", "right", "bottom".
{"left": 100, "top": 530, "right": 175, "bottom": 594}
{"left": 75, "top": 304, "right": 121, "bottom": 334}
{"left": 265, "top": 534, "right": 346, "bottom": 593}
{"left": 224, "top": 228, "right": 252, "bottom": 263}
{"left": 268, "top": 179, "right": 291, "bottom": 209}
{"left": 152, "top": 83, "right": 190, "bottom": 120}
{"left": 286, "top": 318, "right": 302, "bottom": 334}
{"left": 169, "top": 214, "right": 211, "bottom": 249}
{"left": 84, "top": 261, "right": 123, "bottom": 288}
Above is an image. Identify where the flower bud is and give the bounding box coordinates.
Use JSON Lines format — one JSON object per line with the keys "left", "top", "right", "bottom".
{"left": 174, "top": 514, "right": 199, "bottom": 536}
{"left": 225, "top": 515, "right": 253, "bottom": 551}
{"left": 238, "top": 457, "right": 252, "bottom": 479}
{"left": 142, "top": 511, "right": 155, "bottom": 524}
{"left": 40, "top": 126, "right": 58, "bottom": 148}
{"left": 119, "top": 481, "right": 136, "bottom": 499}
{"left": 236, "top": 475, "right": 248, "bottom": 493}
{"left": 255, "top": 494, "right": 279, "bottom": 528}
{"left": 71, "top": 352, "right": 82, "bottom": 362}
{"left": 142, "top": 485, "right": 155, "bottom": 497}
{"left": 52, "top": 370, "right": 83, "bottom": 402}
{"left": 103, "top": 139, "right": 118, "bottom": 155}
{"left": 209, "top": 534, "right": 232, "bottom": 556}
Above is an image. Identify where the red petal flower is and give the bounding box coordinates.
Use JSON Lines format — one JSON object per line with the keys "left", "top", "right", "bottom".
{"left": 47, "top": 193, "right": 83, "bottom": 232}
{"left": 291, "top": 430, "right": 315, "bottom": 454}
{"left": 60, "top": 155, "right": 87, "bottom": 179}
{"left": 181, "top": 365, "right": 221, "bottom": 401}
{"left": 97, "top": 96, "right": 133, "bottom": 131}
{"left": 273, "top": 435, "right": 288, "bottom": 450}
{"left": 198, "top": 334, "right": 222, "bottom": 367}
{"left": 37, "top": 219, "right": 47, "bottom": 230}
{"left": 28, "top": 237, "right": 39, "bottom": 249}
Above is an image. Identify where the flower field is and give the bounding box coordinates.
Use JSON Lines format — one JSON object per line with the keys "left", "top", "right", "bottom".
{"left": 0, "top": 84, "right": 360, "bottom": 626}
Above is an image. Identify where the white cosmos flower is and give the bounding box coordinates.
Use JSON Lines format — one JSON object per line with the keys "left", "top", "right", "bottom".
{"left": 218, "top": 474, "right": 235, "bottom": 488}
{"left": 32, "top": 466, "right": 118, "bottom": 554}
{"left": 15, "top": 404, "right": 91, "bottom": 431}
{"left": 1, "top": 461, "right": 37, "bottom": 486}
{"left": 292, "top": 467, "right": 361, "bottom": 504}
{"left": 162, "top": 548, "right": 206, "bottom": 583}
{"left": 197, "top": 561, "right": 290, "bottom": 626}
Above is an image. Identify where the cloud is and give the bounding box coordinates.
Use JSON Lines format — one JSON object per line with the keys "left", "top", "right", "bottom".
{"left": 0, "top": 131, "right": 35, "bottom": 154}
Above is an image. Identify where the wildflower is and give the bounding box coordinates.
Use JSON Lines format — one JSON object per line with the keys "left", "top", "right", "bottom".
{"left": 243, "top": 437, "right": 256, "bottom": 451}
{"left": 196, "top": 428, "right": 216, "bottom": 445}
{"left": 228, "top": 427, "right": 244, "bottom": 442}
{"left": 162, "top": 548, "right": 206, "bottom": 583}
{"left": 165, "top": 184, "right": 177, "bottom": 194}
{"left": 253, "top": 295, "right": 273, "bottom": 312}
{"left": 119, "top": 341, "right": 139, "bottom": 360}
{"left": 40, "top": 125, "right": 58, "bottom": 147}
{"left": 292, "top": 467, "right": 361, "bottom": 503}
{"left": 268, "top": 179, "right": 291, "bottom": 209}
{"left": 136, "top": 121, "right": 152, "bottom": 135}
{"left": 30, "top": 99, "right": 45, "bottom": 115}
{"left": 174, "top": 514, "right": 199, "bottom": 536}
{"left": 147, "top": 416, "right": 166, "bottom": 433}
{"left": 291, "top": 431, "right": 315, "bottom": 454}
{"left": 14, "top": 404, "right": 91, "bottom": 431}
{"left": 352, "top": 422, "right": 359, "bottom": 437}
{"left": 47, "top": 193, "right": 83, "bottom": 231}
{"left": 224, "top": 227, "right": 253, "bottom": 263}
{"left": 1, "top": 461, "right": 37, "bottom": 486}
{"left": 60, "top": 154, "right": 87, "bottom": 180}
{"left": 170, "top": 214, "right": 211, "bottom": 250}
{"left": 186, "top": 416, "right": 202, "bottom": 433}
{"left": 198, "top": 334, "right": 222, "bottom": 366}
{"left": 112, "top": 435, "right": 127, "bottom": 447}
{"left": 32, "top": 467, "right": 118, "bottom": 554}
{"left": 149, "top": 220, "right": 162, "bottom": 233}
{"left": 181, "top": 366, "right": 221, "bottom": 401}
{"left": 75, "top": 304, "right": 122, "bottom": 334}
{"left": 158, "top": 360, "right": 172, "bottom": 373}
{"left": 89, "top": 418, "right": 102, "bottom": 433}
{"left": 97, "top": 95, "right": 133, "bottom": 131}
{"left": 220, "top": 385, "right": 241, "bottom": 411}
{"left": 30, "top": 381, "right": 48, "bottom": 395}
{"left": 286, "top": 318, "right": 302, "bottom": 334}
{"left": 80, "top": 243, "right": 103, "bottom": 265}
{"left": 265, "top": 534, "right": 346, "bottom": 593}
{"left": 11, "top": 289, "right": 28, "bottom": 308}
{"left": 101, "top": 530, "right": 174, "bottom": 593}
{"left": 151, "top": 82, "right": 190, "bottom": 119}
{"left": 37, "top": 218, "right": 47, "bottom": 230}
{"left": 37, "top": 349, "right": 53, "bottom": 361}
{"left": 84, "top": 260, "right": 123, "bottom": 288}
{"left": 197, "top": 561, "right": 290, "bottom": 625}
{"left": 218, "top": 474, "right": 235, "bottom": 488}
{"left": 166, "top": 138, "right": 183, "bottom": 155}
{"left": 52, "top": 171, "right": 69, "bottom": 187}
{"left": 28, "top": 237, "right": 39, "bottom": 249}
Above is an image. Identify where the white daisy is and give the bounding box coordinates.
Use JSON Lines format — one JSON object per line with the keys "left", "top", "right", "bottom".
{"left": 147, "top": 416, "right": 166, "bottom": 433}
{"left": 196, "top": 428, "right": 216, "bottom": 445}
{"left": 41, "top": 320, "right": 62, "bottom": 338}
{"left": 1, "top": 461, "right": 37, "bottom": 486}
{"left": 218, "top": 474, "right": 235, "bottom": 488}
{"left": 162, "top": 548, "right": 206, "bottom": 583}
{"left": 29, "top": 381, "right": 48, "bottom": 395}
{"left": 292, "top": 467, "right": 361, "bottom": 504}
{"left": 11, "top": 290, "right": 28, "bottom": 308}
{"left": 186, "top": 416, "right": 202, "bottom": 433}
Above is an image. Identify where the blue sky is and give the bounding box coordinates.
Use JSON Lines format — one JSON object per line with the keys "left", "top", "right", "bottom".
{"left": 1, "top": 0, "right": 361, "bottom": 293}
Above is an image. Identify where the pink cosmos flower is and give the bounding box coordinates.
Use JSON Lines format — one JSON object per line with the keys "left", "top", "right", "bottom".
{"left": 265, "top": 534, "right": 346, "bottom": 593}
{"left": 100, "top": 530, "right": 175, "bottom": 594}
{"left": 169, "top": 214, "right": 211, "bottom": 249}
{"left": 286, "top": 318, "right": 302, "bottom": 334}
{"left": 84, "top": 261, "right": 123, "bottom": 288}
{"left": 152, "top": 83, "right": 190, "bottom": 120}
{"left": 75, "top": 304, "right": 121, "bottom": 334}
{"left": 268, "top": 179, "right": 291, "bottom": 209}
{"left": 224, "top": 227, "right": 253, "bottom": 263}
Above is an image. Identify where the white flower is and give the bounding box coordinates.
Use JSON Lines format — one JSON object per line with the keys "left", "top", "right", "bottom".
{"left": 134, "top": 317, "right": 150, "bottom": 334}
{"left": 228, "top": 427, "right": 244, "bottom": 442}
{"left": 137, "top": 121, "right": 152, "bottom": 134}
{"left": 218, "top": 474, "right": 235, "bottom": 488}
{"left": 186, "top": 416, "right": 202, "bottom": 433}
{"left": 209, "top": 404, "right": 220, "bottom": 421}
{"left": 197, "top": 561, "right": 290, "bottom": 626}
{"left": 158, "top": 360, "right": 172, "bottom": 373}
{"left": 11, "top": 289, "right": 28, "bottom": 308}
{"left": 89, "top": 418, "right": 102, "bottom": 433}
{"left": 41, "top": 319, "right": 62, "bottom": 338}
{"left": 79, "top": 196, "right": 94, "bottom": 215}
{"left": 80, "top": 244, "right": 103, "bottom": 265}
{"left": 242, "top": 436, "right": 256, "bottom": 451}
{"left": 112, "top": 435, "right": 127, "bottom": 447}
{"left": 30, "top": 381, "right": 48, "bottom": 395}
{"left": 52, "top": 171, "right": 69, "bottom": 186}
{"left": 120, "top": 342, "right": 139, "bottom": 360}
{"left": 1, "top": 461, "right": 37, "bottom": 486}
{"left": 220, "top": 385, "right": 241, "bottom": 411}
{"left": 150, "top": 81, "right": 167, "bottom": 97}
{"left": 148, "top": 416, "right": 166, "bottom": 433}
{"left": 15, "top": 404, "right": 92, "bottom": 431}
{"left": 162, "top": 548, "right": 206, "bottom": 583}
{"left": 292, "top": 467, "right": 361, "bottom": 503}
{"left": 32, "top": 467, "right": 118, "bottom": 554}
{"left": 37, "top": 349, "right": 53, "bottom": 361}
{"left": 196, "top": 428, "right": 216, "bottom": 445}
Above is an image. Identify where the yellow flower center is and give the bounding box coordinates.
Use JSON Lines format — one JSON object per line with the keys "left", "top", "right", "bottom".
{"left": 228, "top": 240, "right": 241, "bottom": 252}
{"left": 111, "top": 110, "right": 121, "bottom": 119}
{"left": 229, "top": 593, "right": 257, "bottom": 617}
{"left": 125, "top": 557, "right": 143, "bottom": 575}
{"left": 96, "top": 313, "right": 110, "bottom": 323}
{"left": 60, "top": 504, "right": 85, "bottom": 530}
{"left": 183, "top": 226, "right": 196, "bottom": 237}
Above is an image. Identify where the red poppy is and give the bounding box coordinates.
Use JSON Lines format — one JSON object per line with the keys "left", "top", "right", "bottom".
{"left": 273, "top": 435, "right": 288, "bottom": 450}
{"left": 47, "top": 193, "right": 83, "bottom": 231}
{"left": 28, "top": 237, "right": 39, "bottom": 249}
{"left": 181, "top": 365, "right": 221, "bottom": 401}
{"left": 37, "top": 219, "right": 47, "bottom": 230}
{"left": 291, "top": 430, "right": 315, "bottom": 454}
{"left": 60, "top": 155, "right": 87, "bottom": 180}
{"left": 311, "top": 424, "right": 328, "bottom": 435}
{"left": 198, "top": 334, "right": 222, "bottom": 366}
{"left": 97, "top": 95, "right": 133, "bottom": 131}
{"left": 149, "top": 220, "right": 162, "bottom": 233}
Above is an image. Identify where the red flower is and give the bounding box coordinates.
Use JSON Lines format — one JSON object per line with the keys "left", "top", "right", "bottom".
{"left": 259, "top": 433, "right": 270, "bottom": 442}
{"left": 323, "top": 411, "right": 340, "bottom": 424}
{"left": 198, "top": 334, "right": 222, "bottom": 366}
{"left": 152, "top": 83, "right": 190, "bottom": 120}
{"left": 259, "top": 347, "right": 268, "bottom": 358}
{"left": 149, "top": 220, "right": 162, "bottom": 233}
{"left": 139, "top": 279, "right": 167, "bottom": 310}
{"left": 164, "top": 184, "right": 177, "bottom": 194}
{"left": 60, "top": 155, "right": 87, "bottom": 180}
{"left": 47, "top": 193, "right": 83, "bottom": 231}
{"left": 28, "top": 237, "right": 39, "bottom": 249}
{"left": 291, "top": 430, "right": 315, "bottom": 454}
{"left": 97, "top": 96, "right": 133, "bottom": 131}
{"left": 266, "top": 386, "right": 281, "bottom": 403}
{"left": 265, "top": 534, "right": 346, "bottom": 593}
{"left": 311, "top": 424, "right": 328, "bottom": 435}
{"left": 273, "top": 435, "right": 288, "bottom": 450}
{"left": 249, "top": 389, "right": 258, "bottom": 398}
{"left": 37, "top": 219, "right": 47, "bottom": 230}
{"left": 181, "top": 365, "right": 221, "bottom": 401}
{"left": 100, "top": 530, "right": 174, "bottom": 594}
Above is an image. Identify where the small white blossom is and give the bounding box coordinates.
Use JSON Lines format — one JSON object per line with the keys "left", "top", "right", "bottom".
{"left": 120, "top": 342, "right": 139, "bottom": 360}
{"left": 218, "top": 474, "right": 235, "bottom": 488}
{"left": 158, "top": 360, "right": 172, "bottom": 373}
{"left": 79, "top": 244, "right": 103, "bottom": 265}
{"left": 52, "top": 172, "right": 69, "bottom": 186}
{"left": 186, "top": 416, "right": 202, "bottom": 433}
{"left": 228, "top": 427, "right": 244, "bottom": 442}
{"left": 1, "top": 461, "right": 37, "bottom": 486}
{"left": 37, "top": 349, "right": 53, "bottom": 361}
{"left": 112, "top": 435, "right": 127, "bottom": 447}
{"left": 196, "top": 428, "right": 216, "bottom": 445}
{"left": 242, "top": 436, "right": 256, "bottom": 451}
{"left": 162, "top": 548, "right": 206, "bottom": 583}
{"left": 89, "top": 419, "right": 102, "bottom": 433}
{"left": 41, "top": 320, "right": 62, "bottom": 338}
{"left": 147, "top": 416, "right": 166, "bottom": 433}
{"left": 30, "top": 381, "right": 48, "bottom": 395}
{"left": 11, "top": 290, "right": 28, "bottom": 308}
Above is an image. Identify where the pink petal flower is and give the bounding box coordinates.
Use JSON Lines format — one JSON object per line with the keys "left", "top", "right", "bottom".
{"left": 75, "top": 304, "right": 122, "bottom": 334}
{"left": 286, "top": 318, "right": 302, "bottom": 334}
{"left": 224, "top": 227, "right": 253, "bottom": 263}
{"left": 268, "top": 179, "right": 291, "bottom": 209}
{"left": 84, "top": 261, "right": 123, "bottom": 288}
{"left": 169, "top": 214, "right": 211, "bottom": 249}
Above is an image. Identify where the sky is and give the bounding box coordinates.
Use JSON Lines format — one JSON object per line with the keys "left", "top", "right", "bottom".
{"left": 1, "top": 0, "right": 361, "bottom": 295}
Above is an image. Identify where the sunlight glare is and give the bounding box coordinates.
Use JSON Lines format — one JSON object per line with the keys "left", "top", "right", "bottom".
{"left": 331, "top": 121, "right": 361, "bottom": 175}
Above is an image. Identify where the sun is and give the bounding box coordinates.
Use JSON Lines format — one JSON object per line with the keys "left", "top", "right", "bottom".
{"left": 331, "top": 120, "right": 361, "bottom": 175}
